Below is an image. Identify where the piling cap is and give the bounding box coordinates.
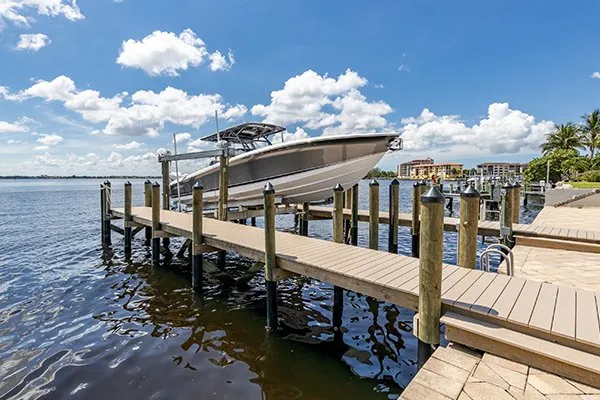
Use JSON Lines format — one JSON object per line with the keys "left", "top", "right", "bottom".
{"left": 461, "top": 185, "right": 480, "bottom": 198}
{"left": 104, "top": 180, "right": 111, "bottom": 185}
{"left": 152, "top": 181, "right": 160, "bottom": 187}
{"left": 419, "top": 180, "right": 428, "bottom": 186}
{"left": 369, "top": 179, "right": 379, "bottom": 187}
{"left": 333, "top": 183, "right": 344, "bottom": 192}
{"left": 263, "top": 182, "right": 275, "bottom": 194}
{"left": 413, "top": 181, "right": 420, "bottom": 187}
{"left": 502, "top": 182, "right": 513, "bottom": 190}
{"left": 420, "top": 186, "right": 445, "bottom": 203}
{"left": 193, "top": 181, "right": 203, "bottom": 190}
{"left": 512, "top": 181, "right": 522, "bottom": 188}
{"left": 144, "top": 179, "right": 151, "bottom": 184}
{"left": 391, "top": 178, "right": 399, "bottom": 186}
{"left": 125, "top": 181, "right": 131, "bottom": 186}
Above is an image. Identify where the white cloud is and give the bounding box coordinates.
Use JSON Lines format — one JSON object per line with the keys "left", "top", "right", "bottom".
{"left": 251, "top": 69, "right": 392, "bottom": 135}
{"left": 112, "top": 140, "right": 144, "bottom": 150}
{"left": 187, "top": 137, "right": 213, "bottom": 152}
{"left": 592, "top": 72, "right": 600, "bottom": 79}
{"left": 0, "top": 0, "right": 83, "bottom": 29}
{"left": 36, "top": 133, "right": 63, "bottom": 146}
{"left": 398, "top": 65, "right": 411, "bottom": 73}
{"left": 16, "top": 33, "right": 51, "bottom": 51}
{"left": 1, "top": 76, "right": 246, "bottom": 137}
{"left": 0, "top": 118, "right": 30, "bottom": 133}
{"left": 174, "top": 132, "right": 191, "bottom": 142}
{"left": 7, "top": 139, "right": 24, "bottom": 144}
{"left": 116, "top": 29, "right": 234, "bottom": 76}
{"left": 34, "top": 145, "right": 49, "bottom": 150}
{"left": 208, "top": 49, "right": 235, "bottom": 71}
{"left": 374, "top": 83, "right": 384, "bottom": 89}
{"left": 272, "top": 127, "right": 309, "bottom": 144}
{"left": 400, "top": 103, "right": 554, "bottom": 154}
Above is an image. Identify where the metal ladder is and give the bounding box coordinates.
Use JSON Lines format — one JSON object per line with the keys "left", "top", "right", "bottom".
{"left": 479, "top": 243, "right": 514, "bottom": 276}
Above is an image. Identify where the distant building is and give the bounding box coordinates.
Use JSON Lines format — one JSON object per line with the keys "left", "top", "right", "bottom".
{"left": 397, "top": 158, "right": 434, "bottom": 178}
{"left": 477, "top": 162, "right": 527, "bottom": 178}
{"left": 410, "top": 162, "right": 464, "bottom": 179}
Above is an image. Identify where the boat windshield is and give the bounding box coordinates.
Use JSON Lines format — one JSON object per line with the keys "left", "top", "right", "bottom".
{"left": 200, "top": 122, "right": 286, "bottom": 152}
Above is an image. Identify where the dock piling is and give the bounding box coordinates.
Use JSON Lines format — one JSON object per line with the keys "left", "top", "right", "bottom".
{"left": 332, "top": 184, "right": 345, "bottom": 339}
{"left": 388, "top": 179, "right": 399, "bottom": 253}
{"left": 151, "top": 182, "right": 161, "bottom": 266}
{"left": 161, "top": 161, "right": 170, "bottom": 251}
{"left": 344, "top": 188, "right": 352, "bottom": 243}
{"left": 144, "top": 180, "right": 152, "bottom": 243}
{"left": 301, "top": 202, "right": 309, "bottom": 236}
{"left": 192, "top": 182, "right": 203, "bottom": 292}
{"left": 369, "top": 179, "right": 379, "bottom": 250}
{"left": 418, "top": 186, "right": 445, "bottom": 368}
{"left": 100, "top": 183, "right": 106, "bottom": 243}
{"left": 411, "top": 181, "right": 421, "bottom": 257}
{"left": 351, "top": 184, "right": 359, "bottom": 246}
{"left": 458, "top": 186, "right": 480, "bottom": 269}
{"left": 124, "top": 181, "right": 132, "bottom": 256}
{"left": 102, "top": 180, "right": 112, "bottom": 245}
{"left": 263, "top": 182, "right": 278, "bottom": 331}
{"left": 512, "top": 182, "right": 521, "bottom": 224}
{"left": 500, "top": 182, "right": 514, "bottom": 247}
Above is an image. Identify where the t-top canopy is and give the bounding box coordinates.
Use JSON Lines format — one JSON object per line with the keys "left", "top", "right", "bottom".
{"left": 200, "top": 122, "right": 286, "bottom": 150}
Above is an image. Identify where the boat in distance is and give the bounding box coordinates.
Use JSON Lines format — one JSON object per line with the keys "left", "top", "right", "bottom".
{"left": 171, "top": 122, "right": 402, "bottom": 208}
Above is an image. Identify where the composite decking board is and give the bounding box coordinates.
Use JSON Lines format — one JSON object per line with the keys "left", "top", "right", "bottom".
{"left": 343, "top": 253, "right": 403, "bottom": 276}
{"left": 407, "top": 264, "right": 457, "bottom": 293}
{"left": 488, "top": 277, "right": 527, "bottom": 319}
{"left": 383, "top": 265, "right": 420, "bottom": 288}
{"left": 357, "top": 257, "right": 417, "bottom": 281}
{"left": 440, "top": 267, "right": 472, "bottom": 295}
{"left": 552, "top": 286, "right": 577, "bottom": 340}
{"left": 507, "top": 280, "right": 542, "bottom": 326}
{"left": 298, "top": 243, "right": 373, "bottom": 266}
{"left": 454, "top": 273, "right": 498, "bottom": 308}
{"left": 373, "top": 259, "right": 419, "bottom": 286}
{"left": 469, "top": 274, "right": 512, "bottom": 315}
{"left": 442, "top": 270, "right": 486, "bottom": 306}
{"left": 528, "top": 283, "right": 558, "bottom": 332}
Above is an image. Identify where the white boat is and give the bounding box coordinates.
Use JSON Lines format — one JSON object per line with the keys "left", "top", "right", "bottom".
{"left": 171, "top": 123, "right": 402, "bottom": 208}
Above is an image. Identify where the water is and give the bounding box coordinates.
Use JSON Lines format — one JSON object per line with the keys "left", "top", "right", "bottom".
{"left": 0, "top": 179, "right": 543, "bottom": 399}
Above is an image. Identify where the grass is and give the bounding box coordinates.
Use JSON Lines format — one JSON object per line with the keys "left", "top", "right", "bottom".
{"left": 570, "top": 181, "right": 600, "bottom": 189}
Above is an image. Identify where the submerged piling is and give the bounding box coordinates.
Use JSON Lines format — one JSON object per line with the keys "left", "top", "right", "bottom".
{"left": 418, "top": 186, "right": 445, "bottom": 368}
{"left": 192, "top": 182, "right": 203, "bottom": 292}
{"left": 332, "top": 184, "right": 345, "bottom": 338}
{"left": 388, "top": 179, "right": 399, "bottom": 253}
{"left": 144, "top": 180, "right": 152, "bottom": 243}
{"left": 124, "top": 181, "right": 132, "bottom": 256}
{"left": 263, "top": 182, "right": 278, "bottom": 331}
{"left": 458, "top": 186, "right": 480, "bottom": 269}
{"left": 369, "top": 179, "right": 379, "bottom": 250}
{"left": 351, "top": 184, "right": 359, "bottom": 246}
{"left": 151, "top": 182, "right": 161, "bottom": 266}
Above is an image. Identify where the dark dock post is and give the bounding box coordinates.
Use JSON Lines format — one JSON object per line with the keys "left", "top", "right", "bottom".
{"left": 369, "top": 179, "right": 379, "bottom": 250}
{"left": 100, "top": 183, "right": 106, "bottom": 243}
{"left": 500, "top": 182, "right": 514, "bottom": 247}
{"left": 151, "top": 182, "right": 161, "bottom": 266}
{"left": 217, "top": 149, "right": 229, "bottom": 269}
{"left": 144, "top": 180, "right": 152, "bottom": 243}
{"left": 417, "top": 186, "right": 445, "bottom": 368}
{"left": 351, "top": 184, "right": 359, "bottom": 246}
{"left": 411, "top": 181, "right": 421, "bottom": 257}
{"left": 192, "top": 182, "right": 203, "bottom": 292}
{"left": 124, "top": 181, "right": 132, "bottom": 256}
{"left": 251, "top": 217, "right": 256, "bottom": 226}
{"left": 458, "top": 186, "right": 480, "bottom": 269}
{"left": 332, "top": 184, "right": 345, "bottom": 338}
{"left": 512, "top": 182, "right": 521, "bottom": 224}
{"left": 388, "top": 179, "right": 399, "bottom": 253}
{"left": 263, "top": 182, "right": 278, "bottom": 331}
{"left": 301, "top": 202, "right": 309, "bottom": 236}
{"left": 344, "top": 188, "right": 352, "bottom": 241}
{"left": 102, "top": 180, "right": 112, "bottom": 245}
{"left": 161, "top": 161, "right": 170, "bottom": 251}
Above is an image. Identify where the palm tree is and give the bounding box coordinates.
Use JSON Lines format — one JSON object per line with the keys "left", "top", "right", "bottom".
{"left": 541, "top": 123, "right": 583, "bottom": 155}
{"left": 581, "top": 109, "right": 600, "bottom": 158}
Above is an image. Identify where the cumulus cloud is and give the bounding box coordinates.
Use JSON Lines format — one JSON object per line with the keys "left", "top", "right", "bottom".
{"left": 251, "top": 69, "right": 393, "bottom": 135}
{"left": 7, "top": 139, "right": 24, "bottom": 144}
{"left": 398, "top": 65, "right": 411, "bottom": 73}
{"left": 117, "top": 29, "right": 234, "bottom": 76}
{"left": 400, "top": 103, "right": 554, "bottom": 154}
{"left": 592, "top": 72, "right": 600, "bottom": 79}
{"left": 187, "top": 137, "right": 213, "bottom": 152}
{"left": 0, "top": 0, "right": 83, "bottom": 29}
{"left": 1, "top": 75, "right": 247, "bottom": 136}
{"left": 272, "top": 127, "right": 309, "bottom": 144}
{"left": 174, "top": 132, "right": 191, "bottom": 142}
{"left": 0, "top": 118, "right": 30, "bottom": 133}
{"left": 36, "top": 133, "right": 63, "bottom": 146}
{"left": 16, "top": 33, "right": 51, "bottom": 51}
{"left": 112, "top": 140, "right": 144, "bottom": 150}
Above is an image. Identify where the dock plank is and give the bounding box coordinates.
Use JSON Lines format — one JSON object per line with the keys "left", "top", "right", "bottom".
{"left": 552, "top": 286, "right": 576, "bottom": 340}
{"left": 575, "top": 290, "right": 600, "bottom": 346}
{"left": 470, "top": 274, "right": 511, "bottom": 315}
{"left": 507, "top": 280, "right": 542, "bottom": 326}
{"left": 528, "top": 283, "right": 558, "bottom": 333}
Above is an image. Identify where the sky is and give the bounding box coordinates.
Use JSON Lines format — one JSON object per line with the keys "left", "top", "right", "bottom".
{"left": 1, "top": 0, "right": 600, "bottom": 175}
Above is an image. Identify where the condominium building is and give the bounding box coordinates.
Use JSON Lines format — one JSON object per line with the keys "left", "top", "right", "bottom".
{"left": 397, "top": 158, "right": 434, "bottom": 178}
{"left": 410, "top": 162, "right": 464, "bottom": 179}
{"left": 477, "top": 162, "right": 527, "bottom": 178}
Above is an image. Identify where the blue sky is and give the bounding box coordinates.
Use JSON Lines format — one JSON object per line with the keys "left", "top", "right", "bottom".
{"left": 1, "top": 0, "right": 600, "bottom": 175}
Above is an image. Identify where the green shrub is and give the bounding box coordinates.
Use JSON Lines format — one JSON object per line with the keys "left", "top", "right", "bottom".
{"left": 578, "top": 170, "right": 600, "bottom": 182}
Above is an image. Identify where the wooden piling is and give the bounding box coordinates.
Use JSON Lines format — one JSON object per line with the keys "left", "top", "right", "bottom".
{"left": 388, "top": 179, "right": 399, "bottom": 253}
{"left": 458, "top": 186, "right": 480, "bottom": 269}
{"left": 263, "top": 182, "right": 278, "bottom": 331}
{"left": 124, "top": 181, "right": 132, "bottom": 256}
{"left": 501, "top": 182, "right": 514, "bottom": 247}
{"left": 251, "top": 217, "right": 256, "bottom": 227}
{"left": 512, "top": 182, "right": 521, "bottom": 224}
{"left": 332, "top": 184, "right": 345, "bottom": 338}
{"left": 144, "top": 179, "right": 152, "bottom": 243}
{"left": 151, "top": 182, "right": 161, "bottom": 266}
{"left": 411, "top": 181, "right": 421, "bottom": 257}
{"left": 351, "top": 184, "right": 359, "bottom": 246}
{"left": 301, "top": 202, "right": 309, "bottom": 236}
{"left": 100, "top": 183, "right": 106, "bottom": 243}
{"left": 102, "top": 180, "right": 112, "bottom": 245}
{"left": 344, "top": 188, "right": 352, "bottom": 243}
{"left": 192, "top": 182, "right": 203, "bottom": 292}
{"left": 369, "top": 179, "right": 379, "bottom": 250}
{"left": 217, "top": 151, "right": 229, "bottom": 269}
{"left": 417, "top": 186, "right": 445, "bottom": 368}
{"left": 161, "top": 161, "right": 170, "bottom": 250}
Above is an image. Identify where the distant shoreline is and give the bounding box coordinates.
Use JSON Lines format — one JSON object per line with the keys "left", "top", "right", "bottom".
{"left": 0, "top": 176, "right": 161, "bottom": 180}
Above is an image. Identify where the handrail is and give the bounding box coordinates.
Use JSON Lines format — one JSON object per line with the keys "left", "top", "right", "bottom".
{"left": 479, "top": 248, "right": 513, "bottom": 276}
{"left": 485, "top": 243, "right": 514, "bottom": 270}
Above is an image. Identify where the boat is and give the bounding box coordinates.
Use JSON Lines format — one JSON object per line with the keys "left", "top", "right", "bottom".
{"left": 171, "top": 122, "right": 402, "bottom": 208}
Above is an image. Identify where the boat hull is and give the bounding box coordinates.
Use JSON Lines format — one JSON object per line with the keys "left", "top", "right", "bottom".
{"left": 172, "top": 134, "right": 397, "bottom": 207}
